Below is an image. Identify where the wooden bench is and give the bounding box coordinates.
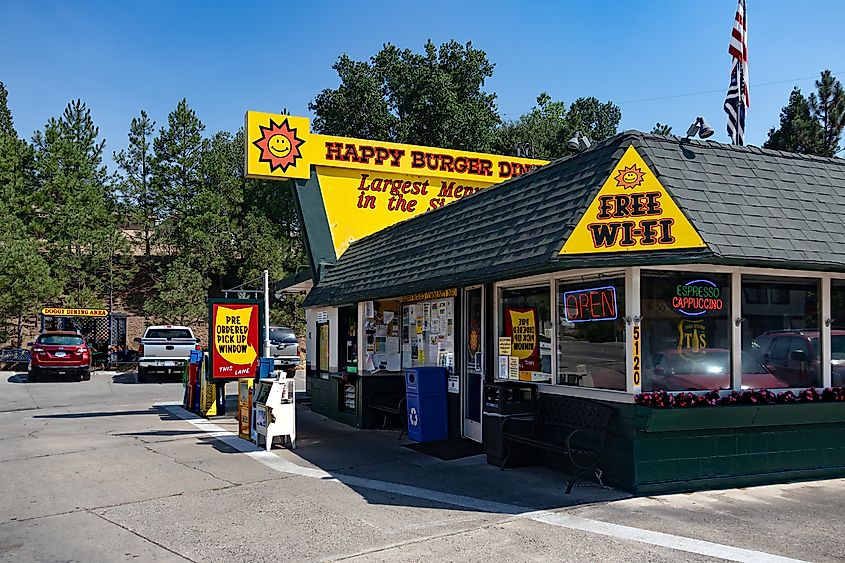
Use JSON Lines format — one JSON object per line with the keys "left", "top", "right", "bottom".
{"left": 368, "top": 378, "right": 407, "bottom": 439}
{"left": 500, "top": 394, "right": 613, "bottom": 493}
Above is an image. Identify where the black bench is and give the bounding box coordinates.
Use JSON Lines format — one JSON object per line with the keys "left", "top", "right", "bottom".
{"left": 368, "top": 379, "right": 407, "bottom": 439}
{"left": 500, "top": 394, "right": 613, "bottom": 494}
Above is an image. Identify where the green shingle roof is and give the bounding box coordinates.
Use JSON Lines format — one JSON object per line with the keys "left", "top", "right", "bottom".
{"left": 304, "top": 131, "right": 845, "bottom": 307}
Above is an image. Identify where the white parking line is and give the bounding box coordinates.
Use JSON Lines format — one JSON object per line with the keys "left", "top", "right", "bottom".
{"left": 157, "top": 403, "right": 806, "bottom": 563}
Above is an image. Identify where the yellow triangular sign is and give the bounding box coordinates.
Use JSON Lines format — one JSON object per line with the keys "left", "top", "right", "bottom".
{"left": 560, "top": 145, "right": 705, "bottom": 255}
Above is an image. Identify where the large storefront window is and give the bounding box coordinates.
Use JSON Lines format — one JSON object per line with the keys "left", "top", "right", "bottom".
{"left": 641, "top": 272, "right": 731, "bottom": 391}
{"left": 831, "top": 279, "right": 845, "bottom": 386}
{"left": 498, "top": 285, "right": 552, "bottom": 383}
{"left": 557, "top": 277, "right": 626, "bottom": 390}
{"left": 742, "top": 276, "right": 821, "bottom": 389}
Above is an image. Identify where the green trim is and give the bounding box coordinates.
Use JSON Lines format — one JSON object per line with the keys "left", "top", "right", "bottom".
{"left": 292, "top": 168, "right": 336, "bottom": 282}
{"left": 634, "top": 403, "right": 845, "bottom": 433}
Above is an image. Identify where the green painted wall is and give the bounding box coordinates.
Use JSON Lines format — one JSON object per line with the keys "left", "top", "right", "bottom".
{"left": 594, "top": 402, "right": 845, "bottom": 495}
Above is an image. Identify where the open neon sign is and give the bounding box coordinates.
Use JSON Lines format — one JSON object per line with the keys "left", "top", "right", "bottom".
{"left": 563, "top": 286, "right": 618, "bottom": 323}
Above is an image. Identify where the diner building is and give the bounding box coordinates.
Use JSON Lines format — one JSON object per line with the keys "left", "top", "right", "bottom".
{"left": 297, "top": 131, "right": 845, "bottom": 494}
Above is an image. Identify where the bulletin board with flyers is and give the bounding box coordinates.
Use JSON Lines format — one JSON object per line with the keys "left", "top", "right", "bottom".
{"left": 401, "top": 297, "right": 455, "bottom": 375}
{"left": 363, "top": 300, "right": 402, "bottom": 372}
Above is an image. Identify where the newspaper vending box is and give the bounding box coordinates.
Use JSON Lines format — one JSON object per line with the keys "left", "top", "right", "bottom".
{"left": 253, "top": 377, "right": 296, "bottom": 450}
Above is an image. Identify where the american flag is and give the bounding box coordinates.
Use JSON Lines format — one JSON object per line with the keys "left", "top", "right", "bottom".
{"left": 724, "top": 0, "right": 749, "bottom": 145}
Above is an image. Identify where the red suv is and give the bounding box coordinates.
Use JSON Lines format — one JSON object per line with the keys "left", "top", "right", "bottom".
{"left": 28, "top": 331, "right": 92, "bottom": 382}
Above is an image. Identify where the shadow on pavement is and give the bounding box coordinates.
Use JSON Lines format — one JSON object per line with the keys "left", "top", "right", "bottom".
{"left": 175, "top": 403, "right": 628, "bottom": 514}
{"left": 111, "top": 372, "right": 138, "bottom": 384}
{"left": 6, "top": 374, "right": 27, "bottom": 383}
{"left": 34, "top": 405, "right": 183, "bottom": 422}
{"left": 113, "top": 429, "right": 206, "bottom": 437}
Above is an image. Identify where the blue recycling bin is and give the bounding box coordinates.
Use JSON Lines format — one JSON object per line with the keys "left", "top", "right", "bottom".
{"left": 258, "top": 357, "right": 275, "bottom": 378}
{"left": 405, "top": 367, "right": 448, "bottom": 442}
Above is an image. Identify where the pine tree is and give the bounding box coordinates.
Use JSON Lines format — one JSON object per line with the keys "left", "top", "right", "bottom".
{"left": 0, "top": 83, "right": 59, "bottom": 343}
{"left": 764, "top": 88, "right": 823, "bottom": 154}
{"left": 32, "top": 100, "right": 125, "bottom": 306}
{"left": 152, "top": 98, "right": 205, "bottom": 233}
{"left": 0, "top": 81, "right": 16, "bottom": 138}
{"left": 114, "top": 110, "right": 156, "bottom": 256}
{"left": 808, "top": 70, "right": 845, "bottom": 156}
{"left": 765, "top": 71, "right": 845, "bottom": 157}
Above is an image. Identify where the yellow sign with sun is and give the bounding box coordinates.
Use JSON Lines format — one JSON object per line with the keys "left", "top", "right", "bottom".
{"left": 245, "top": 111, "right": 548, "bottom": 257}
{"left": 559, "top": 145, "right": 705, "bottom": 255}
{"left": 253, "top": 118, "right": 305, "bottom": 173}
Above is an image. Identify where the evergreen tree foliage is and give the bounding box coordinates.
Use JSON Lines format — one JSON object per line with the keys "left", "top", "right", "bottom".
{"left": 114, "top": 110, "right": 156, "bottom": 256}
{"left": 151, "top": 98, "right": 206, "bottom": 253}
{"left": 808, "top": 70, "right": 845, "bottom": 156}
{"left": 32, "top": 99, "right": 126, "bottom": 306}
{"left": 143, "top": 258, "right": 209, "bottom": 325}
{"left": 763, "top": 88, "right": 823, "bottom": 154}
{"left": 765, "top": 71, "right": 845, "bottom": 157}
{"left": 651, "top": 123, "right": 673, "bottom": 135}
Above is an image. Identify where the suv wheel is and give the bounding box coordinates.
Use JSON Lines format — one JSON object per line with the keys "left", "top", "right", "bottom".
{"left": 81, "top": 370, "right": 91, "bottom": 381}
{"left": 28, "top": 370, "right": 38, "bottom": 383}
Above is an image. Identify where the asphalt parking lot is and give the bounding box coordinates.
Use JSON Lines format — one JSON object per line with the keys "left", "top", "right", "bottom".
{"left": 1, "top": 370, "right": 843, "bottom": 562}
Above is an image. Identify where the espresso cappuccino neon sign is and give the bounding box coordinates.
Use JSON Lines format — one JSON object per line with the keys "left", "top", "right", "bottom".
{"left": 672, "top": 279, "right": 724, "bottom": 316}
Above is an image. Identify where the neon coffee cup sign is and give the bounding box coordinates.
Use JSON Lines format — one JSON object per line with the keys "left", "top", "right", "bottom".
{"left": 672, "top": 279, "right": 724, "bottom": 316}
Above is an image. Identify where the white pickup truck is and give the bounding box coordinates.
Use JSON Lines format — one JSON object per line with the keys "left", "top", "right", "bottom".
{"left": 136, "top": 325, "right": 199, "bottom": 383}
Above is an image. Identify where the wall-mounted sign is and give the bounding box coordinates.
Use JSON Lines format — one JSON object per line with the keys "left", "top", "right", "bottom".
{"left": 562, "top": 286, "right": 618, "bottom": 323}
{"left": 559, "top": 145, "right": 705, "bottom": 255}
{"left": 316, "top": 310, "right": 328, "bottom": 323}
{"left": 41, "top": 307, "right": 108, "bottom": 317}
{"left": 672, "top": 279, "right": 724, "bottom": 316}
{"left": 209, "top": 300, "right": 262, "bottom": 380}
{"left": 498, "top": 337, "right": 512, "bottom": 356}
{"left": 401, "top": 288, "right": 458, "bottom": 303}
{"left": 245, "top": 112, "right": 548, "bottom": 257}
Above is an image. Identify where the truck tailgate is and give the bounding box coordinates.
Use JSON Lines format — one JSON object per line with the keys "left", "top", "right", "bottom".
{"left": 141, "top": 339, "right": 196, "bottom": 360}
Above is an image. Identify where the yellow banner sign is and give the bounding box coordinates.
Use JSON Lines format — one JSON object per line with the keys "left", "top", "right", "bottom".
{"left": 245, "top": 112, "right": 547, "bottom": 182}
{"left": 560, "top": 145, "right": 705, "bottom": 255}
{"left": 246, "top": 112, "right": 548, "bottom": 258}
{"left": 41, "top": 307, "right": 108, "bottom": 317}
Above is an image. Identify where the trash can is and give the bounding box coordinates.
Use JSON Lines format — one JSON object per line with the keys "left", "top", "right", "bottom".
{"left": 405, "top": 367, "right": 448, "bottom": 442}
{"left": 482, "top": 381, "right": 537, "bottom": 466}
{"left": 258, "top": 357, "right": 275, "bottom": 378}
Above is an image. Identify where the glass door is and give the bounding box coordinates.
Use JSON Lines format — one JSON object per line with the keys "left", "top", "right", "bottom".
{"left": 463, "top": 286, "right": 484, "bottom": 442}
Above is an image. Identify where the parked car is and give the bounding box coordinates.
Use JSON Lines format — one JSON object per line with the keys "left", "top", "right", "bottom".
{"left": 27, "top": 331, "right": 91, "bottom": 382}
{"left": 648, "top": 348, "right": 787, "bottom": 391}
{"left": 269, "top": 326, "right": 300, "bottom": 374}
{"left": 750, "top": 330, "right": 845, "bottom": 387}
{"left": 136, "top": 325, "right": 200, "bottom": 383}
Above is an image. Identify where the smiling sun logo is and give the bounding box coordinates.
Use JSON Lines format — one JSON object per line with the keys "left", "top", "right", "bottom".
{"left": 614, "top": 164, "right": 646, "bottom": 190}
{"left": 253, "top": 118, "right": 305, "bottom": 173}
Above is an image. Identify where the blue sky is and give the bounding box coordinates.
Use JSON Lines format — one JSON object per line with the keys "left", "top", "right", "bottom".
{"left": 2, "top": 1, "right": 843, "bottom": 162}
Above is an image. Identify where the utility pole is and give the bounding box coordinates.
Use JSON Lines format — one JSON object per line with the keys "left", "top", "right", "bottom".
{"left": 263, "top": 269, "right": 271, "bottom": 358}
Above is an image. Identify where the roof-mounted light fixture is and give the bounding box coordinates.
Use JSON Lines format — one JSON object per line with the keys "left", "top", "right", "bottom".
{"left": 685, "top": 116, "right": 714, "bottom": 140}
{"left": 566, "top": 131, "right": 593, "bottom": 152}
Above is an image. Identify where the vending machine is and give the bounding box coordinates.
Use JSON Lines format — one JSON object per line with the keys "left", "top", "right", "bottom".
{"left": 253, "top": 376, "right": 296, "bottom": 450}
